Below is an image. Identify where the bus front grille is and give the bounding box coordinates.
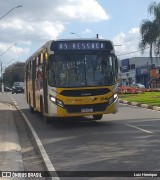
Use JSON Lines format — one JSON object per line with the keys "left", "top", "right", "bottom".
{"left": 60, "top": 88, "right": 111, "bottom": 97}
{"left": 65, "top": 102, "right": 108, "bottom": 113}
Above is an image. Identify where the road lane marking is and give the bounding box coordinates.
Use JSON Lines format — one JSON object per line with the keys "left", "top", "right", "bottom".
{"left": 20, "top": 112, "right": 60, "bottom": 180}
{"left": 126, "top": 119, "right": 160, "bottom": 123}
{"left": 9, "top": 94, "right": 60, "bottom": 180}
{"left": 124, "top": 123, "right": 153, "bottom": 134}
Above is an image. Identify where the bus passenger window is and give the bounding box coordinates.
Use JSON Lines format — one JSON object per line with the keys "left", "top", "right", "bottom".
{"left": 40, "top": 53, "right": 43, "bottom": 64}
{"left": 48, "top": 63, "right": 56, "bottom": 86}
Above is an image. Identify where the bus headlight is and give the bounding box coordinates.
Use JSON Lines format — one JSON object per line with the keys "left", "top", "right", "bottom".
{"left": 114, "top": 94, "right": 118, "bottom": 99}
{"left": 108, "top": 94, "right": 118, "bottom": 105}
{"left": 50, "top": 95, "right": 64, "bottom": 108}
{"left": 50, "top": 96, "right": 56, "bottom": 103}
{"left": 57, "top": 99, "right": 64, "bottom": 108}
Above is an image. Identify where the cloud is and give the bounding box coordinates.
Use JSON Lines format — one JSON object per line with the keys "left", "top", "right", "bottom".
{"left": 82, "top": 28, "right": 92, "bottom": 34}
{"left": 0, "top": 0, "right": 109, "bottom": 64}
{"left": 113, "top": 28, "right": 149, "bottom": 60}
{"left": 129, "top": 27, "right": 140, "bottom": 34}
{"left": 0, "top": 0, "right": 109, "bottom": 42}
{"left": 56, "top": 0, "right": 109, "bottom": 22}
{"left": 43, "top": 21, "right": 65, "bottom": 39}
{"left": 0, "top": 43, "right": 29, "bottom": 64}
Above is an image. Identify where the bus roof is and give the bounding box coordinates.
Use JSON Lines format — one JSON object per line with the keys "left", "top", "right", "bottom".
{"left": 25, "top": 38, "right": 114, "bottom": 63}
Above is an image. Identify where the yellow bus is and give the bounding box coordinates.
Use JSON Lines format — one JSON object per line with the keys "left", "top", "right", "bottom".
{"left": 25, "top": 39, "right": 118, "bottom": 123}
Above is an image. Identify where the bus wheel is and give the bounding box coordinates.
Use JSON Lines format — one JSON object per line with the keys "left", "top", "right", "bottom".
{"left": 29, "top": 106, "right": 34, "bottom": 113}
{"left": 40, "top": 97, "right": 51, "bottom": 124}
{"left": 93, "top": 115, "right": 103, "bottom": 120}
{"left": 43, "top": 115, "right": 52, "bottom": 124}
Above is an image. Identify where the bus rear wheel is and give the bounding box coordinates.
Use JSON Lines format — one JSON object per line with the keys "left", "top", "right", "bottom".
{"left": 93, "top": 115, "right": 103, "bottom": 120}
{"left": 43, "top": 115, "right": 51, "bottom": 124}
{"left": 29, "top": 106, "right": 34, "bottom": 113}
{"left": 43, "top": 109, "right": 51, "bottom": 124}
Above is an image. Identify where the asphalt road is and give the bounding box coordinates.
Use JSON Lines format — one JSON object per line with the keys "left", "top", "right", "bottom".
{"left": 1, "top": 93, "right": 160, "bottom": 179}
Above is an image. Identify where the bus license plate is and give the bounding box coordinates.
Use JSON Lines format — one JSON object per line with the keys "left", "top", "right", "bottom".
{"left": 81, "top": 108, "right": 93, "bottom": 113}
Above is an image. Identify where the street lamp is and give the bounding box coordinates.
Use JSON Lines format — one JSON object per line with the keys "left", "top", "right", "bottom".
{"left": 71, "top": 32, "right": 82, "bottom": 38}
{"left": 0, "top": 5, "right": 22, "bottom": 21}
{"left": 0, "top": 5, "right": 22, "bottom": 93}
{"left": 113, "top": 44, "right": 122, "bottom": 46}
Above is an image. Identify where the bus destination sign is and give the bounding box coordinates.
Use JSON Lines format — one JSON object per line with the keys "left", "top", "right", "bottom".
{"left": 57, "top": 41, "right": 107, "bottom": 50}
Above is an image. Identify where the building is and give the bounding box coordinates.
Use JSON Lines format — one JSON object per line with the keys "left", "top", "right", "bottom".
{"left": 120, "top": 57, "right": 160, "bottom": 88}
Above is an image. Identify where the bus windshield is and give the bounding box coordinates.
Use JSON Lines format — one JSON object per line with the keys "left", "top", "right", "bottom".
{"left": 48, "top": 54, "right": 117, "bottom": 87}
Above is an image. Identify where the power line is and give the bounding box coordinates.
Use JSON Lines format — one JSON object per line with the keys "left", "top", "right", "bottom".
{"left": 113, "top": 29, "right": 160, "bottom": 45}
{"left": 0, "top": 43, "right": 17, "bottom": 57}
{"left": 117, "top": 46, "right": 150, "bottom": 57}
{"left": 120, "top": 37, "right": 141, "bottom": 44}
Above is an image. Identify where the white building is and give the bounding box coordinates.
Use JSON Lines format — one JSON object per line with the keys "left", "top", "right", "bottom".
{"left": 120, "top": 57, "right": 160, "bottom": 88}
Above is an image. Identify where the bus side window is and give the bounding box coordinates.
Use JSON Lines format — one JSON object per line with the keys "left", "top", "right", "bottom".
{"left": 26, "top": 62, "right": 29, "bottom": 81}
{"left": 40, "top": 53, "right": 43, "bottom": 64}
{"left": 28, "top": 61, "right": 32, "bottom": 80}
{"left": 48, "top": 60, "right": 56, "bottom": 86}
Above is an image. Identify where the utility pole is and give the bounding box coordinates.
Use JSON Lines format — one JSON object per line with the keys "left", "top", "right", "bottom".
{"left": 0, "top": 4, "right": 22, "bottom": 92}
{"left": 1, "top": 62, "right": 4, "bottom": 93}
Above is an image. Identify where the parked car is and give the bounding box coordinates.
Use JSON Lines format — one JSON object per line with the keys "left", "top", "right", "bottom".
{"left": 133, "top": 83, "right": 145, "bottom": 88}
{"left": 12, "top": 82, "right": 24, "bottom": 94}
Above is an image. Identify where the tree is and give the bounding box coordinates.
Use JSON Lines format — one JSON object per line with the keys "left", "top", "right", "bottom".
{"left": 148, "top": 2, "right": 160, "bottom": 57}
{"left": 139, "top": 19, "right": 158, "bottom": 66}
{"left": 3, "top": 62, "right": 25, "bottom": 87}
{"left": 148, "top": 2, "right": 160, "bottom": 20}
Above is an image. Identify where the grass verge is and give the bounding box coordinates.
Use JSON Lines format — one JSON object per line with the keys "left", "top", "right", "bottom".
{"left": 118, "top": 92, "right": 160, "bottom": 107}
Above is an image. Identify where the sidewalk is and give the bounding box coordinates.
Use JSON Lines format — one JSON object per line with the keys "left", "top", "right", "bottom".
{"left": 0, "top": 102, "right": 24, "bottom": 177}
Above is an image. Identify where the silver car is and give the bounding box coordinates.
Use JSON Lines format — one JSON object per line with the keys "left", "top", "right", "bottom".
{"left": 133, "top": 83, "right": 145, "bottom": 88}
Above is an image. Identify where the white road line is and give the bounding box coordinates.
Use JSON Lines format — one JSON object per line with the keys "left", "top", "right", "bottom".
{"left": 126, "top": 119, "right": 160, "bottom": 123}
{"left": 125, "top": 123, "right": 153, "bottom": 134}
{"left": 9, "top": 94, "right": 60, "bottom": 180}
{"left": 20, "top": 112, "right": 60, "bottom": 180}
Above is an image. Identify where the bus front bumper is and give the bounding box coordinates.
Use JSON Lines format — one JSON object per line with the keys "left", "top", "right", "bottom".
{"left": 49, "top": 97, "right": 118, "bottom": 118}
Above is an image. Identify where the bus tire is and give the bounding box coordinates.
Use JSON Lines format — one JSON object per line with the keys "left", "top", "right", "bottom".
{"left": 41, "top": 98, "right": 51, "bottom": 124}
{"left": 29, "top": 106, "right": 34, "bottom": 113}
{"left": 93, "top": 115, "right": 103, "bottom": 120}
{"left": 43, "top": 115, "right": 52, "bottom": 124}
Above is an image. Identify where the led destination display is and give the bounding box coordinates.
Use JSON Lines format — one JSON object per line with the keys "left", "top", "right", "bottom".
{"left": 57, "top": 41, "right": 111, "bottom": 50}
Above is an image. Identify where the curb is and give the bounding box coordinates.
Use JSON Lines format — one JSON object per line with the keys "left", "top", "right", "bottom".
{"left": 119, "top": 99, "right": 160, "bottom": 111}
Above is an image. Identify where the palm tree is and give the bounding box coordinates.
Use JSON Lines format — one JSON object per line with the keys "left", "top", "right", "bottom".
{"left": 148, "top": 2, "right": 160, "bottom": 57}
{"left": 139, "top": 19, "right": 158, "bottom": 66}
{"left": 148, "top": 2, "right": 160, "bottom": 20}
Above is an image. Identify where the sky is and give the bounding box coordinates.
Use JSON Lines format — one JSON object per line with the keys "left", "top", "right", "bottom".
{"left": 0, "top": 0, "right": 159, "bottom": 69}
